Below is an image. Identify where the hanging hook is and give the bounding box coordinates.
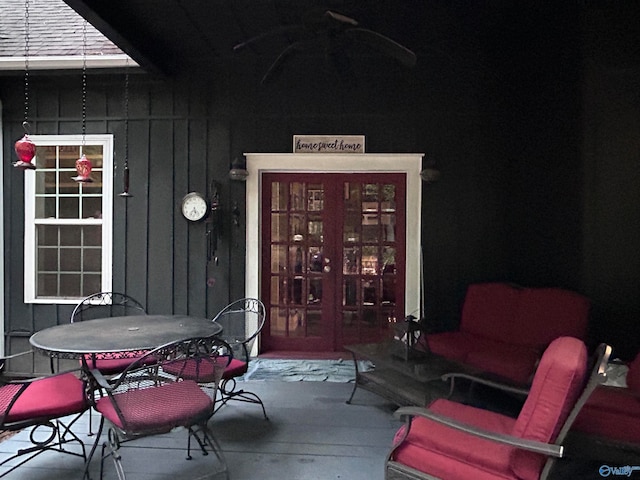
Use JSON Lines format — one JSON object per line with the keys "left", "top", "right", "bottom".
{"left": 22, "top": 121, "right": 31, "bottom": 135}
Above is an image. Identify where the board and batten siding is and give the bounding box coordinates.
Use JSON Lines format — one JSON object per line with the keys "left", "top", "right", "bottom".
{"left": 1, "top": 75, "right": 239, "bottom": 375}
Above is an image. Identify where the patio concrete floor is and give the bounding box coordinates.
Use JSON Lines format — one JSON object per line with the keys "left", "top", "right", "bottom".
{"left": 0, "top": 379, "right": 635, "bottom": 480}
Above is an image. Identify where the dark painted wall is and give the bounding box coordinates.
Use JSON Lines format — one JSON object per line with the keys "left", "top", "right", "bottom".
{"left": 2, "top": 2, "right": 639, "bottom": 374}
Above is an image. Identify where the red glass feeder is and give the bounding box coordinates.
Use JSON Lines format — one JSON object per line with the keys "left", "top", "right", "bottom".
{"left": 13, "top": 134, "right": 37, "bottom": 170}
{"left": 72, "top": 154, "right": 93, "bottom": 182}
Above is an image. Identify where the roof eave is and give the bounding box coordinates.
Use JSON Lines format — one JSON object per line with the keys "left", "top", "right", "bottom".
{"left": 0, "top": 54, "right": 139, "bottom": 71}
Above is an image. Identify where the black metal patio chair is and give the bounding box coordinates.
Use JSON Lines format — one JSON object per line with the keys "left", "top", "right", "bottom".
{"left": 89, "top": 336, "right": 233, "bottom": 480}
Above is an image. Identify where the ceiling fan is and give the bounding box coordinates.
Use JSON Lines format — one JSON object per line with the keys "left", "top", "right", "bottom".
{"left": 234, "top": 9, "right": 417, "bottom": 84}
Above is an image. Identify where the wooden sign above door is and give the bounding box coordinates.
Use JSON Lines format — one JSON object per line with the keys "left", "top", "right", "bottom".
{"left": 293, "top": 135, "right": 365, "bottom": 154}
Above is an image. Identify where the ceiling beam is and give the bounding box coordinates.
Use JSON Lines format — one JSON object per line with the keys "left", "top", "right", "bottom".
{"left": 62, "top": 0, "right": 172, "bottom": 76}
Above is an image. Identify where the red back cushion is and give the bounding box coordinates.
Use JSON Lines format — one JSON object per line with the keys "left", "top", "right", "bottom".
{"left": 460, "top": 283, "right": 519, "bottom": 340}
{"left": 510, "top": 336, "right": 588, "bottom": 480}
{"left": 514, "top": 288, "right": 590, "bottom": 348}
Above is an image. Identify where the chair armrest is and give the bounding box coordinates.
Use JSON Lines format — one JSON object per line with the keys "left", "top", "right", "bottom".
{"left": 89, "top": 368, "right": 113, "bottom": 390}
{"left": 0, "top": 350, "right": 33, "bottom": 361}
{"left": 394, "top": 406, "right": 563, "bottom": 458}
{"left": 441, "top": 372, "right": 530, "bottom": 397}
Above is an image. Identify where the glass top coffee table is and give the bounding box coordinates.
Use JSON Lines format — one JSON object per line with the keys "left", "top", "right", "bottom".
{"left": 344, "top": 340, "right": 479, "bottom": 406}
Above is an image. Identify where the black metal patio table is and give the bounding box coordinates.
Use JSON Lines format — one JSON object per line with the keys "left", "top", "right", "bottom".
{"left": 29, "top": 314, "right": 223, "bottom": 479}
{"left": 29, "top": 314, "right": 222, "bottom": 360}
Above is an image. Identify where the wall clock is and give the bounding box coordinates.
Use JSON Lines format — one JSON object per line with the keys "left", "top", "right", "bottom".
{"left": 181, "top": 192, "right": 209, "bottom": 222}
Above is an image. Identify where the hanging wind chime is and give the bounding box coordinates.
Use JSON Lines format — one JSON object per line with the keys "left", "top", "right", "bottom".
{"left": 14, "top": 0, "right": 36, "bottom": 170}
{"left": 119, "top": 60, "right": 132, "bottom": 197}
{"left": 72, "top": 20, "right": 93, "bottom": 183}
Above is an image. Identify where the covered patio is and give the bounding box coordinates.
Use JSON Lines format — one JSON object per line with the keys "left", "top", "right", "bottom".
{"left": 0, "top": 378, "right": 627, "bottom": 480}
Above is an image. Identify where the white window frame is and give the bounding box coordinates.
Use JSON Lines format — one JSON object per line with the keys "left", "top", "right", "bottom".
{"left": 24, "top": 134, "right": 113, "bottom": 304}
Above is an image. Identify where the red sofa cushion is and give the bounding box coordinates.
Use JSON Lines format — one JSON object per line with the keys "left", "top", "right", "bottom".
{"left": 514, "top": 288, "right": 590, "bottom": 348}
{"left": 460, "top": 283, "right": 519, "bottom": 340}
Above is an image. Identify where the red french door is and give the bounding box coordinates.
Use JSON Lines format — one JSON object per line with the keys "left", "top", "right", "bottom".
{"left": 261, "top": 173, "right": 406, "bottom": 352}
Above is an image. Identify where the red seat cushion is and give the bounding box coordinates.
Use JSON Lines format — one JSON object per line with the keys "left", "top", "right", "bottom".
{"left": 96, "top": 380, "right": 212, "bottom": 432}
{"left": 83, "top": 351, "right": 153, "bottom": 375}
{"left": 464, "top": 338, "right": 541, "bottom": 385}
{"left": 425, "top": 331, "right": 476, "bottom": 361}
{"left": 223, "top": 358, "right": 248, "bottom": 379}
{"left": 2, "top": 373, "right": 88, "bottom": 423}
{"left": 626, "top": 354, "right": 640, "bottom": 393}
{"left": 162, "top": 356, "right": 231, "bottom": 383}
{"left": 393, "top": 399, "right": 517, "bottom": 480}
{"left": 573, "top": 387, "right": 640, "bottom": 444}
{"left": 573, "top": 353, "right": 640, "bottom": 445}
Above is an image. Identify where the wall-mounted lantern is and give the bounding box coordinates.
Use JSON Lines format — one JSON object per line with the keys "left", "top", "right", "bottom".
{"left": 229, "top": 157, "right": 249, "bottom": 181}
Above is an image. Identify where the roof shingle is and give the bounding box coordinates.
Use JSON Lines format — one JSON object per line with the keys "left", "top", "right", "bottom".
{"left": 0, "top": 0, "right": 124, "bottom": 57}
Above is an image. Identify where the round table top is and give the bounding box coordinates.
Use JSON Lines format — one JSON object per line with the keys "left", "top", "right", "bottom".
{"left": 29, "top": 314, "right": 222, "bottom": 358}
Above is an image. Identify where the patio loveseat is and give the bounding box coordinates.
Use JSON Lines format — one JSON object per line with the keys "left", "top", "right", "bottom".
{"left": 418, "top": 282, "right": 591, "bottom": 386}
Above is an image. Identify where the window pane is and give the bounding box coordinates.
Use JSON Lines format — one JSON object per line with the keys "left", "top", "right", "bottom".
{"left": 81, "top": 171, "right": 103, "bottom": 190}
{"left": 82, "top": 197, "right": 102, "bottom": 219}
{"left": 82, "top": 275, "right": 102, "bottom": 297}
{"left": 60, "top": 273, "right": 81, "bottom": 297}
{"left": 59, "top": 197, "right": 79, "bottom": 218}
{"left": 38, "top": 274, "right": 58, "bottom": 297}
{"left": 271, "top": 245, "right": 287, "bottom": 273}
{"left": 307, "top": 310, "right": 322, "bottom": 336}
{"left": 61, "top": 248, "right": 82, "bottom": 271}
{"left": 36, "top": 145, "right": 58, "bottom": 169}
{"left": 271, "top": 182, "right": 287, "bottom": 210}
{"left": 83, "top": 248, "right": 102, "bottom": 271}
{"left": 84, "top": 226, "right": 102, "bottom": 246}
{"left": 60, "top": 227, "right": 81, "bottom": 245}
{"left": 35, "top": 196, "right": 56, "bottom": 219}
{"left": 82, "top": 145, "right": 103, "bottom": 166}
{"left": 59, "top": 146, "right": 80, "bottom": 168}
{"left": 38, "top": 247, "right": 57, "bottom": 270}
{"left": 271, "top": 213, "right": 287, "bottom": 242}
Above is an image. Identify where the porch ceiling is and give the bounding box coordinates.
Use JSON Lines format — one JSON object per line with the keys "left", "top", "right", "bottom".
{"left": 60, "top": 0, "right": 442, "bottom": 78}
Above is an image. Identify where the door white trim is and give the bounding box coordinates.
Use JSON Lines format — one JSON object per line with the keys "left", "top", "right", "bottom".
{"left": 244, "top": 153, "right": 424, "bottom": 352}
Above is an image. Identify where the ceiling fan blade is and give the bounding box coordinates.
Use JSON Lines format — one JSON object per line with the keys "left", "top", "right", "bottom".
{"left": 343, "top": 28, "right": 417, "bottom": 68}
{"left": 234, "top": 25, "right": 306, "bottom": 51}
{"left": 261, "top": 40, "right": 306, "bottom": 85}
{"left": 323, "top": 10, "right": 359, "bottom": 27}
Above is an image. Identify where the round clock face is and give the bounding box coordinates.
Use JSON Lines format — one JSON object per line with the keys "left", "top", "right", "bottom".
{"left": 181, "top": 192, "right": 208, "bottom": 222}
